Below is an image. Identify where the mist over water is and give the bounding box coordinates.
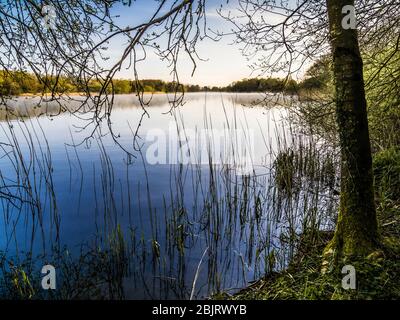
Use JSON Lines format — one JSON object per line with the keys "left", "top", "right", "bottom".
{"left": 0, "top": 92, "right": 335, "bottom": 299}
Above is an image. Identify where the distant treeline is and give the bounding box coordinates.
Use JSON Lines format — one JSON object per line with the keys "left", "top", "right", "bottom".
{"left": 0, "top": 70, "right": 320, "bottom": 96}
{"left": 224, "top": 78, "right": 299, "bottom": 94}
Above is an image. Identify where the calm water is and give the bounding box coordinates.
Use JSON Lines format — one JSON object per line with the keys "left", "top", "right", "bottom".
{"left": 0, "top": 92, "right": 294, "bottom": 299}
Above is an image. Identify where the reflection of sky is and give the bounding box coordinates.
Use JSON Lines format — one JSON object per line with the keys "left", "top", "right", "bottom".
{"left": 0, "top": 93, "right": 290, "bottom": 298}
{"left": 99, "top": 0, "right": 306, "bottom": 86}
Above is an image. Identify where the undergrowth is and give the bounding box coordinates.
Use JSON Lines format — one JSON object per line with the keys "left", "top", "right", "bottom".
{"left": 219, "top": 147, "right": 400, "bottom": 300}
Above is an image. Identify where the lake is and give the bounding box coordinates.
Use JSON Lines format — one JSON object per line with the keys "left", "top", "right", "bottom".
{"left": 0, "top": 92, "right": 336, "bottom": 299}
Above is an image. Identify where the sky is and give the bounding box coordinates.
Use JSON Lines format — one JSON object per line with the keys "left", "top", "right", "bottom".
{"left": 102, "top": 0, "right": 274, "bottom": 87}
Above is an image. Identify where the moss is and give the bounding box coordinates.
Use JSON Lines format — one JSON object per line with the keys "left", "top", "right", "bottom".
{"left": 230, "top": 232, "right": 400, "bottom": 300}
{"left": 325, "top": 0, "right": 380, "bottom": 260}
{"left": 227, "top": 179, "right": 400, "bottom": 300}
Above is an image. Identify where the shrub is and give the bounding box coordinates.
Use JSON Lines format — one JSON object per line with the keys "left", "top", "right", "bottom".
{"left": 373, "top": 147, "right": 400, "bottom": 200}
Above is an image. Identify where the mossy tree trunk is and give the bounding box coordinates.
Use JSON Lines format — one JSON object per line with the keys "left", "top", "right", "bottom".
{"left": 324, "top": 0, "right": 378, "bottom": 260}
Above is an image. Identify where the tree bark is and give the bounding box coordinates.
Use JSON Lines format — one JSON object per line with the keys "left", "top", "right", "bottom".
{"left": 324, "top": 0, "right": 378, "bottom": 260}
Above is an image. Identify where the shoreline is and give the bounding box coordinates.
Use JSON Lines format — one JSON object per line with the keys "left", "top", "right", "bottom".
{"left": 12, "top": 91, "right": 294, "bottom": 98}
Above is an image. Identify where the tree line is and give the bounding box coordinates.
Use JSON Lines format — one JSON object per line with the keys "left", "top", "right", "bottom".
{"left": 0, "top": 70, "right": 320, "bottom": 96}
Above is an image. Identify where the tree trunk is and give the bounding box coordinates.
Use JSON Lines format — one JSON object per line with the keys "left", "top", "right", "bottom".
{"left": 324, "top": 0, "right": 378, "bottom": 260}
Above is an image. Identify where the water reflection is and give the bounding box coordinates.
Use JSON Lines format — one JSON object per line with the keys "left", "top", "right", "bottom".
{"left": 0, "top": 93, "right": 336, "bottom": 299}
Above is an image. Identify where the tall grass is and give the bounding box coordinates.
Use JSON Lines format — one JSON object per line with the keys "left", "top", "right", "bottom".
{"left": 0, "top": 93, "right": 340, "bottom": 299}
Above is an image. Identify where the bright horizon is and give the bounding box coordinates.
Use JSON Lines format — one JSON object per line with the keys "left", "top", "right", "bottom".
{"left": 105, "top": 0, "right": 308, "bottom": 87}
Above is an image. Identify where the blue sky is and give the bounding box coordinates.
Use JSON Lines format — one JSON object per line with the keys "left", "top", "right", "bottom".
{"left": 101, "top": 0, "right": 307, "bottom": 86}
{"left": 103, "top": 0, "right": 263, "bottom": 86}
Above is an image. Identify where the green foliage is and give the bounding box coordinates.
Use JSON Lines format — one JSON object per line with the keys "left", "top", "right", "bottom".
{"left": 0, "top": 231, "right": 130, "bottom": 299}
{"left": 225, "top": 77, "right": 299, "bottom": 94}
{"left": 0, "top": 70, "right": 38, "bottom": 95}
{"left": 373, "top": 148, "right": 400, "bottom": 201}
{"left": 1, "top": 70, "right": 304, "bottom": 95}
{"left": 231, "top": 231, "right": 400, "bottom": 300}
{"left": 365, "top": 45, "right": 400, "bottom": 151}
{"left": 273, "top": 149, "right": 297, "bottom": 194}
{"left": 273, "top": 144, "right": 338, "bottom": 196}
{"left": 113, "top": 79, "right": 132, "bottom": 94}
{"left": 0, "top": 71, "right": 213, "bottom": 95}
{"left": 0, "top": 70, "right": 79, "bottom": 95}
{"left": 295, "top": 48, "right": 400, "bottom": 152}
{"left": 299, "top": 55, "right": 333, "bottom": 92}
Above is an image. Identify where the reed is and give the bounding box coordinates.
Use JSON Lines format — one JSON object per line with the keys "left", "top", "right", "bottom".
{"left": 0, "top": 93, "right": 341, "bottom": 299}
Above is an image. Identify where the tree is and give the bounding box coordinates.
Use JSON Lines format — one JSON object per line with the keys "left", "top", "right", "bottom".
{"left": 300, "top": 55, "right": 333, "bottom": 91}
{"left": 323, "top": 0, "right": 378, "bottom": 260}
{"left": 220, "top": 0, "right": 400, "bottom": 261}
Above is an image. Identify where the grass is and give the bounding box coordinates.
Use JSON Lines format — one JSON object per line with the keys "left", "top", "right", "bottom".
{"left": 0, "top": 119, "right": 339, "bottom": 299}
{"left": 227, "top": 227, "right": 400, "bottom": 300}
{"left": 225, "top": 148, "right": 400, "bottom": 300}
{"left": 0, "top": 224, "right": 130, "bottom": 299}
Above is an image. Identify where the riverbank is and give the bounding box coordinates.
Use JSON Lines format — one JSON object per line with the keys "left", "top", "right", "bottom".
{"left": 18, "top": 91, "right": 167, "bottom": 97}
{"left": 215, "top": 148, "right": 400, "bottom": 300}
